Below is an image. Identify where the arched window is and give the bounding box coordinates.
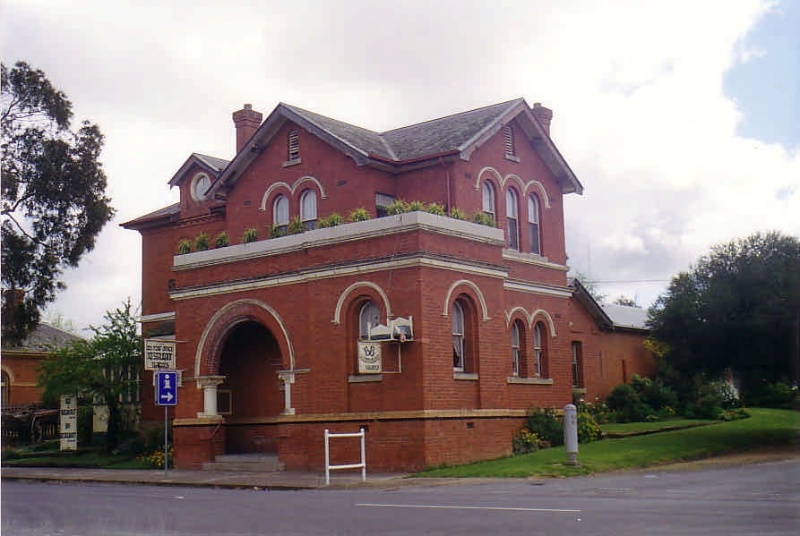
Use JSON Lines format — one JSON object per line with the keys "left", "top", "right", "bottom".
{"left": 511, "top": 321, "right": 522, "bottom": 376}
{"left": 533, "top": 322, "right": 547, "bottom": 377}
{"left": 273, "top": 194, "right": 289, "bottom": 235}
{"left": 452, "top": 301, "right": 466, "bottom": 371}
{"left": 1, "top": 370, "right": 9, "bottom": 407}
{"left": 481, "top": 181, "right": 496, "bottom": 222}
{"left": 300, "top": 190, "right": 317, "bottom": 230}
{"left": 506, "top": 188, "right": 519, "bottom": 250}
{"left": 359, "top": 301, "right": 381, "bottom": 340}
{"left": 288, "top": 130, "right": 300, "bottom": 161}
{"left": 528, "top": 194, "right": 541, "bottom": 255}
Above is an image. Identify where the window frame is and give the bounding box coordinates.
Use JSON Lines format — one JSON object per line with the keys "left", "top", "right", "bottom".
{"left": 299, "top": 189, "right": 318, "bottom": 230}
{"left": 528, "top": 194, "right": 541, "bottom": 255}
{"left": 358, "top": 301, "right": 382, "bottom": 341}
{"left": 533, "top": 322, "right": 546, "bottom": 378}
{"left": 273, "top": 194, "right": 289, "bottom": 235}
{"left": 481, "top": 181, "right": 496, "bottom": 222}
{"left": 571, "top": 341, "right": 583, "bottom": 388}
{"left": 511, "top": 321, "right": 521, "bottom": 377}
{"left": 288, "top": 130, "right": 300, "bottom": 162}
{"left": 452, "top": 301, "right": 466, "bottom": 372}
{"left": 506, "top": 188, "right": 520, "bottom": 250}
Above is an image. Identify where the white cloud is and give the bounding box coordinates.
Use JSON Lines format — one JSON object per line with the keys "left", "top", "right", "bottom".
{"left": 3, "top": 0, "right": 796, "bottom": 327}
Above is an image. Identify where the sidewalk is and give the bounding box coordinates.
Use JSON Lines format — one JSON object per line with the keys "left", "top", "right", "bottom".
{"left": 1, "top": 466, "right": 418, "bottom": 490}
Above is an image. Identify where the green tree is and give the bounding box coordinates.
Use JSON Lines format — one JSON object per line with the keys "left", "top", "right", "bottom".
{"left": 38, "top": 300, "right": 142, "bottom": 451}
{"left": 648, "top": 232, "right": 800, "bottom": 398}
{"left": 2, "top": 61, "right": 114, "bottom": 345}
{"left": 613, "top": 295, "right": 640, "bottom": 307}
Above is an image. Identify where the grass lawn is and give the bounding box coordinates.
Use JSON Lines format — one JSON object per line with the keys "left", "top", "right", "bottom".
{"left": 600, "top": 418, "right": 717, "bottom": 437}
{"left": 418, "top": 408, "right": 799, "bottom": 478}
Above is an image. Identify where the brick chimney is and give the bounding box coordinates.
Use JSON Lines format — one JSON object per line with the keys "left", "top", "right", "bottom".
{"left": 532, "top": 102, "right": 553, "bottom": 136}
{"left": 232, "top": 104, "right": 263, "bottom": 153}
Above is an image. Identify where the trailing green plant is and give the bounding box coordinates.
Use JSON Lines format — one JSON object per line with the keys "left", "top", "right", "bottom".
{"left": 194, "top": 232, "right": 209, "bottom": 251}
{"left": 214, "top": 231, "right": 229, "bottom": 248}
{"left": 242, "top": 228, "right": 258, "bottom": 243}
{"left": 288, "top": 216, "right": 304, "bottom": 235}
{"left": 471, "top": 211, "right": 495, "bottom": 227}
{"left": 449, "top": 207, "right": 466, "bottom": 220}
{"left": 176, "top": 239, "right": 192, "bottom": 255}
{"left": 386, "top": 199, "right": 410, "bottom": 215}
{"left": 425, "top": 203, "right": 445, "bottom": 216}
{"left": 317, "top": 212, "right": 345, "bottom": 229}
{"left": 349, "top": 207, "right": 371, "bottom": 222}
{"left": 524, "top": 407, "right": 563, "bottom": 447}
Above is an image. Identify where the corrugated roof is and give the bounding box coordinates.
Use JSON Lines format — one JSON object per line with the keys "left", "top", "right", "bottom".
{"left": 601, "top": 304, "right": 649, "bottom": 330}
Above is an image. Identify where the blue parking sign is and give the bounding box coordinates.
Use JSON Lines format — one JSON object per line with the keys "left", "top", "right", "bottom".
{"left": 155, "top": 370, "right": 178, "bottom": 406}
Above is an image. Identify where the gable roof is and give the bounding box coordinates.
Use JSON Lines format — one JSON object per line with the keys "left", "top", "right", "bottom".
{"left": 120, "top": 203, "right": 180, "bottom": 230}
{"left": 210, "top": 98, "right": 583, "bottom": 198}
{"left": 569, "top": 278, "right": 650, "bottom": 333}
{"left": 168, "top": 153, "right": 230, "bottom": 188}
{"left": 2, "top": 322, "right": 84, "bottom": 353}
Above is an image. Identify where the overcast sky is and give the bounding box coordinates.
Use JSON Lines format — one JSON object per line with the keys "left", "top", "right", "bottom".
{"left": 2, "top": 0, "right": 798, "bottom": 334}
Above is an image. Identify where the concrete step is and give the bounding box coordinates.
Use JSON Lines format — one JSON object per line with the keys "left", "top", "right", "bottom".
{"left": 203, "top": 453, "right": 284, "bottom": 472}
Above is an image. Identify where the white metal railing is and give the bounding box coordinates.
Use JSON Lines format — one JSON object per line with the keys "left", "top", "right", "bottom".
{"left": 324, "top": 428, "right": 366, "bottom": 486}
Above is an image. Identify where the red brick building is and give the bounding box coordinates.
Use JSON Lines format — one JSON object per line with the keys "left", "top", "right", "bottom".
{"left": 123, "top": 99, "right": 655, "bottom": 471}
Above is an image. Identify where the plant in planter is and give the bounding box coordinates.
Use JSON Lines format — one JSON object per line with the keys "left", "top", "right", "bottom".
{"left": 271, "top": 225, "right": 288, "bottom": 238}
{"left": 177, "top": 239, "right": 192, "bottom": 255}
{"left": 349, "top": 207, "right": 371, "bottom": 222}
{"left": 214, "top": 231, "right": 229, "bottom": 248}
{"left": 426, "top": 203, "right": 445, "bottom": 216}
{"left": 407, "top": 200, "right": 426, "bottom": 212}
{"left": 194, "top": 232, "right": 210, "bottom": 251}
{"left": 242, "top": 228, "right": 258, "bottom": 243}
{"left": 288, "top": 216, "right": 304, "bottom": 235}
{"left": 449, "top": 207, "right": 466, "bottom": 220}
{"left": 471, "top": 211, "right": 495, "bottom": 227}
{"left": 386, "top": 199, "right": 409, "bottom": 215}
{"left": 317, "top": 212, "right": 344, "bottom": 229}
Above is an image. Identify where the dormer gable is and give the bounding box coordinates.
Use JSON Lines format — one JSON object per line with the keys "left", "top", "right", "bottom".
{"left": 168, "top": 153, "right": 229, "bottom": 216}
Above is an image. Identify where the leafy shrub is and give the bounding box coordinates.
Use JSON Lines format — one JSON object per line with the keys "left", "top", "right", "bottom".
{"left": 606, "top": 383, "right": 653, "bottom": 423}
{"left": 194, "top": 232, "right": 209, "bottom": 251}
{"left": 578, "top": 401, "right": 612, "bottom": 424}
{"left": 524, "top": 407, "right": 564, "bottom": 447}
{"left": 317, "top": 212, "right": 344, "bottom": 229}
{"left": 271, "top": 225, "right": 287, "bottom": 238}
{"left": 177, "top": 239, "right": 192, "bottom": 254}
{"left": 214, "top": 231, "right": 229, "bottom": 248}
{"left": 138, "top": 446, "right": 174, "bottom": 469}
{"left": 471, "top": 211, "right": 495, "bottom": 227}
{"left": 407, "top": 200, "right": 426, "bottom": 212}
{"left": 242, "top": 228, "right": 258, "bottom": 243}
{"left": 745, "top": 381, "right": 796, "bottom": 409}
{"left": 577, "top": 409, "right": 602, "bottom": 443}
{"left": 512, "top": 428, "right": 549, "bottom": 454}
{"left": 349, "top": 207, "right": 371, "bottom": 222}
{"left": 631, "top": 374, "right": 678, "bottom": 412}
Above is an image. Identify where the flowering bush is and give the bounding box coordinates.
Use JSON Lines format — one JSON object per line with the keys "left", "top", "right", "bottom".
{"left": 512, "top": 428, "right": 550, "bottom": 454}
{"left": 139, "top": 446, "right": 174, "bottom": 469}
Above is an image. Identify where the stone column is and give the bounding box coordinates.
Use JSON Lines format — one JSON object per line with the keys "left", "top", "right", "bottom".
{"left": 277, "top": 370, "right": 295, "bottom": 415}
{"left": 196, "top": 375, "right": 225, "bottom": 418}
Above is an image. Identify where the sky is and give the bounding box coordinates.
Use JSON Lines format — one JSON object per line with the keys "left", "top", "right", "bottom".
{"left": 2, "top": 0, "right": 799, "bottom": 335}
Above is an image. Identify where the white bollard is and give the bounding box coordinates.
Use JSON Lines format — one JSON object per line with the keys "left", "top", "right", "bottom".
{"left": 564, "top": 404, "right": 579, "bottom": 466}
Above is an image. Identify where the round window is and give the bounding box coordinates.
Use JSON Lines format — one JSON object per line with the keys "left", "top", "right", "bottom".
{"left": 192, "top": 173, "right": 210, "bottom": 201}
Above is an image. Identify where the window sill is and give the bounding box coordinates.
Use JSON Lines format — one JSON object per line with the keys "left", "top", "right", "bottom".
{"left": 507, "top": 376, "right": 553, "bottom": 385}
{"left": 454, "top": 372, "right": 479, "bottom": 381}
{"left": 282, "top": 158, "right": 302, "bottom": 168}
{"left": 572, "top": 387, "right": 586, "bottom": 394}
{"left": 504, "top": 154, "right": 520, "bottom": 163}
{"left": 348, "top": 374, "right": 382, "bottom": 383}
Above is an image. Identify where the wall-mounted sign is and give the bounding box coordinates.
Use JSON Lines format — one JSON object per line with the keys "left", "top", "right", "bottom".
{"left": 357, "top": 341, "right": 382, "bottom": 374}
{"left": 59, "top": 394, "right": 78, "bottom": 451}
{"left": 144, "top": 339, "right": 176, "bottom": 370}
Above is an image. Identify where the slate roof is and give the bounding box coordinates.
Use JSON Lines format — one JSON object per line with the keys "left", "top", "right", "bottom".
{"left": 5, "top": 322, "right": 84, "bottom": 353}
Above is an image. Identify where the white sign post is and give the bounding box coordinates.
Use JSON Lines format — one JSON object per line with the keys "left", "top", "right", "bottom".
{"left": 59, "top": 395, "right": 78, "bottom": 451}
{"left": 144, "top": 339, "right": 176, "bottom": 370}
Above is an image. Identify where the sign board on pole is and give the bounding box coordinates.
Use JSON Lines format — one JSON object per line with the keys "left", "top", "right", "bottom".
{"left": 155, "top": 370, "right": 178, "bottom": 406}
{"left": 144, "top": 339, "right": 176, "bottom": 370}
{"left": 59, "top": 394, "right": 78, "bottom": 451}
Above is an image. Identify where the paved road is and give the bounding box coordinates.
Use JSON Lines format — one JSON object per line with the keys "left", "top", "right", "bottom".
{"left": 3, "top": 459, "right": 799, "bottom": 535}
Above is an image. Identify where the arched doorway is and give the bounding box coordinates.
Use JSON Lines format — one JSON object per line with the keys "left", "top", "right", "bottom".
{"left": 217, "top": 320, "right": 283, "bottom": 454}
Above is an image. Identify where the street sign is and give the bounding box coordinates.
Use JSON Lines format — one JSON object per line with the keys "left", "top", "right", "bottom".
{"left": 144, "top": 339, "right": 176, "bottom": 370}
{"left": 155, "top": 370, "right": 178, "bottom": 406}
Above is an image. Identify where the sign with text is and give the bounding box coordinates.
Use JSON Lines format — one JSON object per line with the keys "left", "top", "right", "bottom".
{"left": 59, "top": 394, "right": 78, "bottom": 451}
{"left": 144, "top": 339, "right": 176, "bottom": 370}
{"left": 357, "top": 341, "right": 382, "bottom": 374}
{"left": 155, "top": 370, "right": 178, "bottom": 406}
